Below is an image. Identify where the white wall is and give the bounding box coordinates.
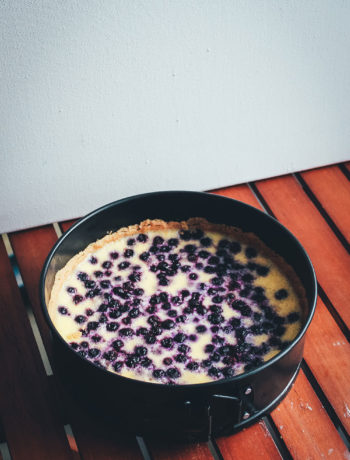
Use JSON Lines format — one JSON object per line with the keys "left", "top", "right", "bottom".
{"left": 1, "top": 1, "right": 349, "bottom": 233}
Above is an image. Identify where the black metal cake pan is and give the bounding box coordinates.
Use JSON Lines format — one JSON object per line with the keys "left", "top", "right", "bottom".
{"left": 40, "top": 191, "right": 317, "bottom": 440}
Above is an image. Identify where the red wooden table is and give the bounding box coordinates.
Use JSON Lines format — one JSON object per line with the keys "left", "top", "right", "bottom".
{"left": 1, "top": 162, "right": 350, "bottom": 459}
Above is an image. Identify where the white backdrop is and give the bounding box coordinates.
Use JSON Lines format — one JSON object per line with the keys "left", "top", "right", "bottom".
{"left": 1, "top": 1, "right": 350, "bottom": 233}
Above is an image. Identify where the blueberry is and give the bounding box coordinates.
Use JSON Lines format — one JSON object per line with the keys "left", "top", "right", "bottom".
{"left": 146, "top": 335, "right": 156, "bottom": 345}
{"left": 119, "top": 327, "right": 134, "bottom": 337}
{"left": 256, "top": 265, "right": 269, "bottom": 276}
{"left": 189, "top": 334, "right": 197, "bottom": 341}
{"left": 161, "top": 302, "right": 171, "bottom": 311}
{"left": 150, "top": 325, "right": 163, "bottom": 336}
{"left": 137, "top": 233, "right": 148, "bottom": 242}
{"left": 77, "top": 272, "right": 88, "bottom": 281}
{"left": 136, "top": 327, "right": 148, "bottom": 336}
{"left": 88, "top": 348, "right": 100, "bottom": 358}
{"left": 176, "top": 315, "right": 187, "bottom": 323}
{"left": 198, "top": 250, "right": 210, "bottom": 259}
{"left": 123, "top": 249, "right": 133, "bottom": 258}
{"left": 253, "top": 312, "right": 262, "bottom": 322}
{"left": 223, "top": 325, "right": 233, "bottom": 334}
{"left": 87, "top": 321, "right": 99, "bottom": 331}
{"left": 250, "top": 325, "right": 264, "bottom": 335}
{"left": 75, "top": 315, "right": 86, "bottom": 324}
{"left": 175, "top": 354, "right": 187, "bottom": 363}
{"left": 134, "top": 288, "right": 144, "bottom": 296}
{"left": 204, "top": 344, "right": 215, "bottom": 353}
{"left": 208, "top": 256, "right": 219, "bottom": 265}
{"left": 125, "top": 356, "right": 138, "bottom": 368}
{"left": 189, "top": 273, "right": 198, "bottom": 280}
{"left": 191, "top": 229, "right": 204, "bottom": 240}
{"left": 174, "top": 333, "right": 187, "bottom": 343}
{"left": 188, "top": 254, "right": 197, "bottom": 263}
{"left": 135, "top": 346, "right": 147, "bottom": 357}
{"left": 110, "top": 251, "right": 119, "bottom": 259}
{"left": 212, "top": 277, "right": 224, "bottom": 286}
{"left": 200, "top": 237, "right": 212, "bottom": 247}
{"left": 196, "top": 325, "right": 207, "bottom": 333}
{"left": 149, "top": 246, "right": 158, "bottom": 254}
{"left": 269, "top": 337, "right": 282, "bottom": 347}
{"left": 168, "top": 238, "right": 179, "bottom": 246}
{"left": 100, "top": 280, "right": 111, "bottom": 289}
{"left": 204, "top": 266, "right": 215, "bottom": 274}
{"left": 245, "top": 247, "right": 257, "bottom": 258}
{"left": 274, "top": 325, "right": 286, "bottom": 337}
{"left": 129, "top": 308, "right": 140, "bottom": 318}
{"left": 161, "top": 337, "right": 173, "bottom": 348}
{"left": 104, "top": 270, "right": 112, "bottom": 277}
{"left": 73, "top": 295, "right": 83, "bottom": 304}
{"left": 58, "top": 306, "right": 68, "bottom": 315}
{"left": 229, "top": 242, "right": 241, "bottom": 254}
{"left": 80, "top": 341, "right": 89, "bottom": 348}
{"left": 78, "top": 350, "right": 87, "bottom": 358}
{"left": 67, "top": 287, "right": 76, "bottom": 294}
{"left": 113, "top": 287, "right": 129, "bottom": 300}
{"left": 153, "top": 369, "right": 165, "bottom": 379}
{"left": 275, "top": 289, "right": 289, "bottom": 300}
{"left": 184, "top": 244, "right": 196, "bottom": 253}
{"left": 148, "top": 315, "right": 160, "bottom": 326}
{"left": 287, "top": 312, "right": 300, "bottom": 323}
{"left": 119, "top": 304, "right": 130, "bottom": 313}
{"left": 122, "top": 317, "right": 131, "bottom": 325}
{"left": 70, "top": 342, "right": 79, "bottom": 350}
{"left": 140, "top": 252, "right": 150, "bottom": 262}
{"left": 98, "top": 304, "right": 108, "bottom": 313}
{"left": 167, "top": 310, "right": 177, "bottom": 318}
{"left": 118, "top": 261, "right": 130, "bottom": 270}
{"left": 202, "top": 359, "right": 212, "bottom": 368}
{"left": 208, "top": 367, "right": 221, "bottom": 378}
{"left": 163, "top": 357, "right": 173, "bottom": 365}
{"left": 179, "top": 230, "right": 191, "bottom": 241}
{"left": 128, "top": 273, "right": 141, "bottom": 283}
{"left": 86, "top": 288, "right": 101, "bottom": 298}
{"left": 211, "top": 326, "right": 219, "bottom": 333}
{"left": 90, "top": 256, "right": 98, "bottom": 264}
{"left": 153, "top": 236, "right": 164, "bottom": 245}
{"left": 106, "top": 322, "right": 119, "bottom": 332}
{"left": 208, "top": 313, "right": 224, "bottom": 325}
{"left": 186, "top": 362, "right": 199, "bottom": 371}
{"left": 108, "top": 310, "right": 122, "bottom": 319}
{"left": 232, "top": 300, "right": 251, "bottom": 316}
{"left": 84, "top": 280, "right": 96, "bottom": 289}
{"left": 150, "top": 294, "right": 161, "bottom": 305}
{"left": 195, "top": 262, "right": 203, "bottom": 270}
{"left": 103, "top": 350, "right": 117, "bottom": 361}
{"left": 181, "top": 265, "right": 191, "bottom": 273}
{"left": 181, "top": 289, "right": 190, "bottom": 298}
{"left": 222, "top": 367, "right": 235, "bottom": 378}
{"left": 141, "top": 358, "right": 152, "bottom": 367}
{"left": 112, "top": 339, "right": 124, "bottom": 351}
{"left": 113, "top": 361, "right": 123, "bottom": 372}
{"left": 212, "top": 295, "right": 223, "bottom": 304}
{"left": 242, "top": 273, "right": 254, "bottom": 283}
{"left": 91, "top": 335, "right": 101, "bottom": 342}
{"left": 166, "top": 368, "right": 180, "bottom": 379}
{"left": 102, "top": 261, "right": 112, "bottom": 269}
{"left": 171, "top": 296, "right": 181, "bottom": 305}
{"left": 210, "top": 352, "right": 221, "bottom": 362}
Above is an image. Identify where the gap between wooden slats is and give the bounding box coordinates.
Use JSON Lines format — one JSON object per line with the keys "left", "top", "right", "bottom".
{"left": 213, "top": 179, "right": 350, "bottom": 456}
{"left": 7, "top": 227, "right": 147, "bottom": 460}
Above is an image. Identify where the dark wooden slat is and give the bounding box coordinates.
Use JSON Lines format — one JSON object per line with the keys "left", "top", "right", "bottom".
{"left": 61, "top": 220, "right": 78, "bottom": 232}
{"left": 216, "top": 423, "right": 282, "bottom": 460}
{"left": 0, "top": 239, "right": 72, "bottom": 460}
{"left": 255, "top": 174, "right": 350, "bottom": 329}
{"left": 9, "top": 227, "right": 143, "bottom": 460}
{"left": 271, "top": 371, "right": 347, "bottom": 459}
{"left": 300, "top": 165, "right": 350, "bottom": 243}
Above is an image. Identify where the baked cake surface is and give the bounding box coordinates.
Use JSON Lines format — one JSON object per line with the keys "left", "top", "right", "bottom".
{"left": 49, "top": 218, "right": 305, "bottom": 385}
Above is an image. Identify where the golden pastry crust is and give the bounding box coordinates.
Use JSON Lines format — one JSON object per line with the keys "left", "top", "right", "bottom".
{"left": 49, "top": 217, "right": 307, "bottom": 321}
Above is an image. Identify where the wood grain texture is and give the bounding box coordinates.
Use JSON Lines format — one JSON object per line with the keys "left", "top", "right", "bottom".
{"left": 304, "top": 297, "right": 350, "bottom": 432}
{"left": 150, "top": 440, "right": 213, "bottom": 460}
{"left": 0, "top": 239, "right": 72, "bottom": 460}
{"left": 9, "top": 226, "right": 143, "bottom": 460}
{"left": 255, "top": 174, "right": 350, "bottom": 328}
{"left": 301, "top": 165, "right": 350, "bottom": 242}
{"left": 216, "top": 422, "right": 281, "bottom": 460}
{"left": 213, "top": 182, "right": 350, "bottom": 457}
{"left": 271, "top": 371, "right": 347, "bottom": 460}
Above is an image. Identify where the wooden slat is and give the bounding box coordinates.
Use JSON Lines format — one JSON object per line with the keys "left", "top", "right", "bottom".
{"left": 61, "top": 220, "right": 78, "bottom": 232}
{"left": 213, "top": 182, "right": 349, "bottom": 457}
{"left": 216, "top": 423, "right": 281, "bottom": 460}
{"left": 150, "top": 441, "right": 212, "bottom": 460}
{"left": 344, "top": 162, "right": 350, "bottom": 174}
{"left": 0, "top": 239, "right": 72, "bottom": 459}
{"left": 255, "top": 174, "right": 350, "bottom": 329}
{"left": 304, "top": 296, "right": 350, "bottom": 432}
{"left": 301, "top": 165, "right": 350, "bottom": 242}
{"left": 271, "top": 371, "right": 347, "bottom": 459}
{"left": 9, "top": 226, "right": 143, "bottom": 460}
